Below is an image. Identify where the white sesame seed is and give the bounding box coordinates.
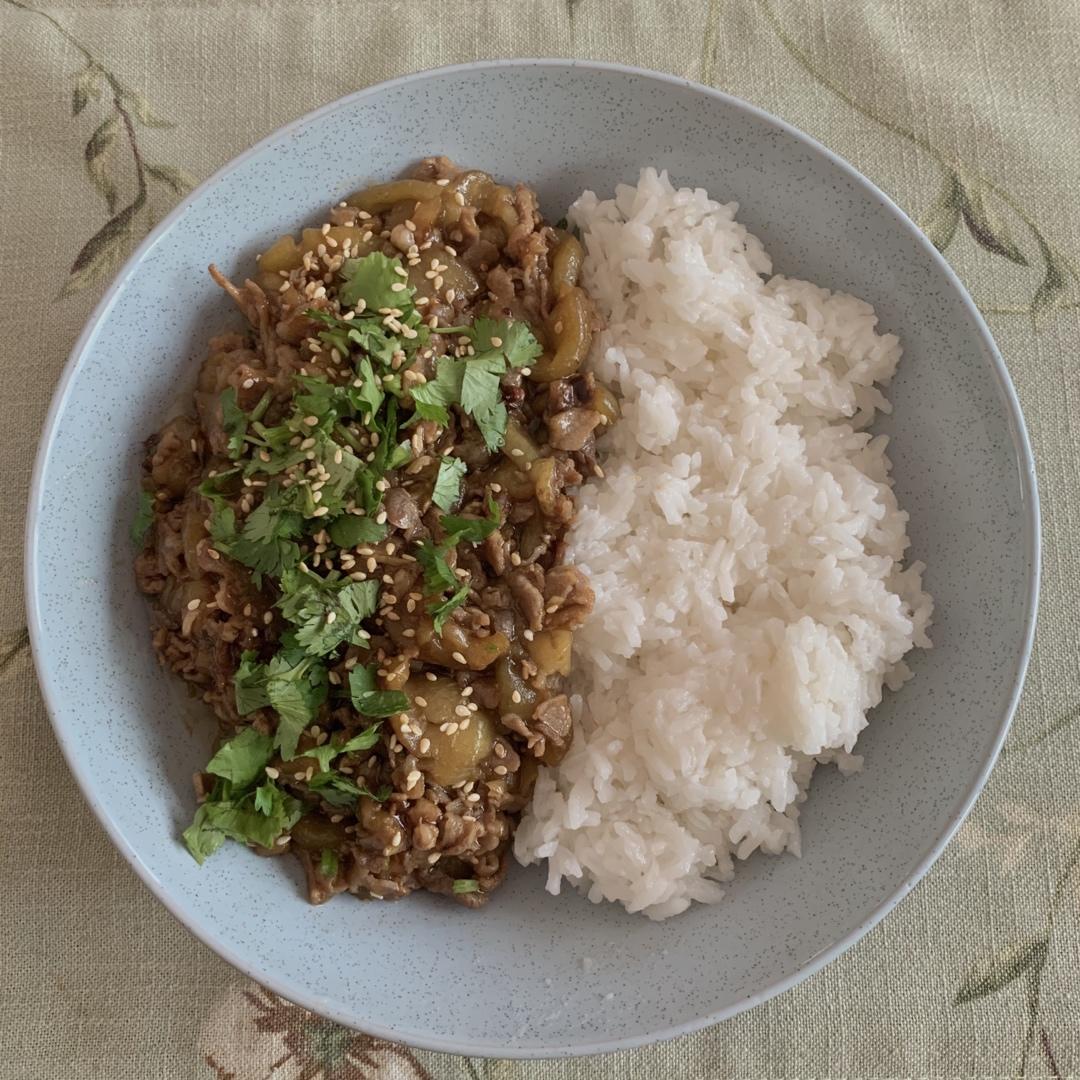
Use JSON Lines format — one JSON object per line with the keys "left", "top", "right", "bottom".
{"left": 425, "top": 671, "right": 438, "bottom": 682}
{"left": 312, "top": 506, "right": 330, "bottom": 517}
{"left": 511, "top": 690, "right": 522, "bottom": 704}
{"left": 451, "top": 651, "right": 467, "bottom": 665}
{"left": 186, "top": 598, "right": 201, "bottom": 611}
{"left": 265, "top": 766, "right": 280, "bottom": 779}
{"left": 523, "top": 629, "right": 535, "bottom": 641}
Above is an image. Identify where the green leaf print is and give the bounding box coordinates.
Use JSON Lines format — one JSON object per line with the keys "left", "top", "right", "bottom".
{"left": 920, "top": 171, "right": 962, "bottom": 253}
{"left": 957, "top": 178, "right": 1029, "bottom": 266}
{"left": 954, "top": 936, "right": 1048, "bottom": 1004}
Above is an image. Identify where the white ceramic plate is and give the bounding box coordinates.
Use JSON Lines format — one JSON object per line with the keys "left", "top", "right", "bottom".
{"left": 26, "top": 61, "right": 1038, "bottom": 1057}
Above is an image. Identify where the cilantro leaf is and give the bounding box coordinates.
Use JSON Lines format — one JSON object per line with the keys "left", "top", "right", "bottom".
{"left": 248, "top": 648, "right": 329, "bottom": 759}
{"left": 498, "top": 320, "right": 543, "bottom": 369}
{"left": 328, "top": 514, "right": 387, "bottom": 549}
{"left": 234, "top": 651, "right": 271, "bottom": 715}
{"left": 182, "top": 775, "right": 303, "bottom": 864}
{"left": 182, "top": 806, "right": 228, "bottom": 864}
{"left": 205, "top": 726, "right": 274, "bottom": 789}
{"left": 221, "top": 387, "right": 248, "bottom": 458}
{"left": 131, "top": 489, "right": 155, "bottom": 546}
{"left": 354, "top": 356, "right": 385, "bottom": 419}
{"left": 338, "top": 722, "right": 384, "bottom": 754}
{"left": 431, "top": 456, "right": 466, "bottom": 513}
{"left": 300, "top": 721, "right": 382, "bottom": 772}
{"left": 441, "top": 494, "right": 501, "bottom": 543}
{"left": 410, "top": 357, "right": 464, "bottom": 425}
{"left": 459, "top": 352, "right": 505, "bottom": 416}
{"left": 452, "top": 878, "right": 480, "bottom": 894}
{"left": 347, "top": 667, "right": 409, "bottom": 718}
{"left": 339, "top": 252, "right": 414, "bottom": 311}
{"left": 276, "top": 571, "right": 380, "bottom": 656}
{"left": 472, "top": 399, "right": 508, "bottom": 453}
{"left": 415, "top": 538, "right": 460, "bottom": 595}
{"left": 307, "top": 770, "right": 386, "bottom": 807}
{"left": 430, "top": 581, "right": 470, "bottom": 635}
{"left": 320, "top": 849, "right": 339, "bottom": 878}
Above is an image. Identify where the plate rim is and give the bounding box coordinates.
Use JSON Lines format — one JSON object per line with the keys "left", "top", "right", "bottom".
{"left": 24, "top": 57, "right": 1041, "bottom": 1058}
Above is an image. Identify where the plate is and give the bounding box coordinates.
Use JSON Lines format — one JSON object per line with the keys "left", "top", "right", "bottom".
{"left": 25, "top": 60, "right": 1039, "bottom": 1057}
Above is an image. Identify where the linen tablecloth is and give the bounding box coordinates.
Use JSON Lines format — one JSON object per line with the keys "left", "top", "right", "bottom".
{"left": 3, "top": 2, "right": 1078, "bottom": 1076}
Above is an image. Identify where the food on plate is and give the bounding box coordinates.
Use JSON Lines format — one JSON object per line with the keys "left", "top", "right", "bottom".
{"left": 133, "top": 157, "right": 608, "bottom": 907}
{"left": 514, "top": 169, "right": 933, "bottom": 919}
{"left": 134, "top": 159, "right": 931, "bottom": 921}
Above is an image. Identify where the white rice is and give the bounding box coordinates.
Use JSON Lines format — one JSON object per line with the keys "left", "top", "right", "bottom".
{"left": 513, "top": 168, "right": 933, "bottom": 920}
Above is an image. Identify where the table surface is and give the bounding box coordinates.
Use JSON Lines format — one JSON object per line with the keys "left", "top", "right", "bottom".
{"left": 3, "top": 2, "right": 1078, "bottom": 1077}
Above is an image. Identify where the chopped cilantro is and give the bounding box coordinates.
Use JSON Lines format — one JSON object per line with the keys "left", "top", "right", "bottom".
{"left": 410, "top": 356, "right": 464, "bottom": 426}
{"left": 441, "top": 494, "right": 502, "bottom": 543}
{"left": 319, "top": 849, "right": 339, "bottom": 878}
{"left": 414, "top": 496, "right": 501, "bottom": 633}
{"left": 300, "top": 721, "right": 382, "bottom": 772}
{"left": 235, "top": 647, "right": 328, "bottom": 759}
{"left": 431, "top": 456, "right": 466, "bottom": 512}
{"left": 308, "top": 770, "right": 387, "bottom": 807}
{"left": 276, "top": 570, "right": 379, "bottom": 656}
{"left": 220, "top": 387, "right": 248, "bottom": 458}
{"left": 347, "top": 665, "right": 410, "bottom": 718}
{"left": 131, "top": 489, "right": 155, "bottom": 546}
{"left": 205, "top": 726, "right": 274, "bottom": 788}
{"left": 327, "top": 514, "right": 387, "bottom": 549}
{"left": 339, "top": 251, "right": 415, "bottom": 311}
{"left": 452, "top": 878, "right": 480, "bottom": 894}
{"left": 430, "top": 581, "right": 471, "bottom": 634}
{"left": 182, "top": 780, "right": 303, "bottom": 862}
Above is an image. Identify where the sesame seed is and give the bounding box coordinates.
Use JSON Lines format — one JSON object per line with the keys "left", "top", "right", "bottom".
{"left": 265, "top": 766, "right": 280, "bottom": 779}
{"left": 466, "top": 792, "right": 480, "bottom": 803}
{"left": 436, "top": 178, "right": 450, "bottom": 186}
{"left": 511, "top": 690, "right": 522, "bottom": 704}
{"left": 490, "top": 336, "right": 503, "bottom": 348}
{"left": 451, "top": 651, "right": 467, "bottom": 665}
{"left": 406, "top": 769, "right": 421, "bottom": 786}
{"left": 446, "top": 288, "right": 456, "bottom": 303}
{"left": 425, "top": 671, "right": 438, "bottom": 682}
{"left": 303, "top": 415, "right": 319, "bottom": 427}
{"left": 510, "top": 552, "right": 522, "bottom": 566}
{"left": 494, "top": 743, "right": 507, "bottom": 758}
{"left": 523, "top": 629, "right": 535, "bottom": 641}
{"left": 312, "top": 506, "right": 330, "bottom": 517}
{"left": 461, "top": 686, "right": 473, "bottom": 697}
{"left": 366, "top": 557, "right": 377, "bottom": 572}
{"left": 390, "top": 281, "right": 407, "bottom": 292}
{"left": 402, "top": 628, "right": 415, "bottom": 638}
{"left": 494, "top": 765, "right": 508, "bottom": 776}
{"left": 454, "top": 191, "right": 465, "bottom": 206}
{"left": 454, "top": 704, "right": 470, "bottom": 718}
{"left": 263, "top": 611, "right": 273, "bottom": 625}
{"left": 490, "top": 483, "right": 502, "bottom": 493}
{"left": 419, "top": 737, "right": 431, "bottom": 753}
{"left": 375, "top": 511, "right": 388, "bottom": 525}
{"left": 446, "top": 722, "right": 459, "bottom": 735}
{"left": 186, "top": 598, "right": 201, "bottom": 611}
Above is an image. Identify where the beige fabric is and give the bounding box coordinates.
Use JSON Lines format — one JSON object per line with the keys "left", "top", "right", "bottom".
{"left": 3, "top": 1, "right": 1079, "bottom": 1076}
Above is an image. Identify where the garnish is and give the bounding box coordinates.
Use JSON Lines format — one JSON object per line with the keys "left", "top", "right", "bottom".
{"left": 131, "top": 488, "right": 155, "bottom": 546}
{"left": 347, "top": 665, "right": 410, "bottom": 718}
{"left": 319, "top": 849, "right": 339, "bottom": 878}
{"left": 452, "top": 878, "right": 480, "bottom": 894}
{"left": 431, "top": 456, "right": 466, "bottom": 512}
{"left": 182, "top": 725, "right": 303, "bottom": 864}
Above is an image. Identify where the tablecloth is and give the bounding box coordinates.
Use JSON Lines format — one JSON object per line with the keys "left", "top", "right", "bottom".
{"left": 3, "top": 1, "right": 1078, "bottom": 1076}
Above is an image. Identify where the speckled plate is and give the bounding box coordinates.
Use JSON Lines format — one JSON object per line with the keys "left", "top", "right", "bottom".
{"left": 25, "top": 61, "right": 1039, "bottom": 1057}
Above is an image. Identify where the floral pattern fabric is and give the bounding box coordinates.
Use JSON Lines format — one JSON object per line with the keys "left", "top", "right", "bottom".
{"left": 2, "top": 1, "right": 1078, "bottom": 1076}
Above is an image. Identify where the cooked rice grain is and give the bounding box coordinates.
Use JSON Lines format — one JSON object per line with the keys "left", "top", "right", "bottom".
{"left": 513, "top": 169, "right": 933, "bottom": 920}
